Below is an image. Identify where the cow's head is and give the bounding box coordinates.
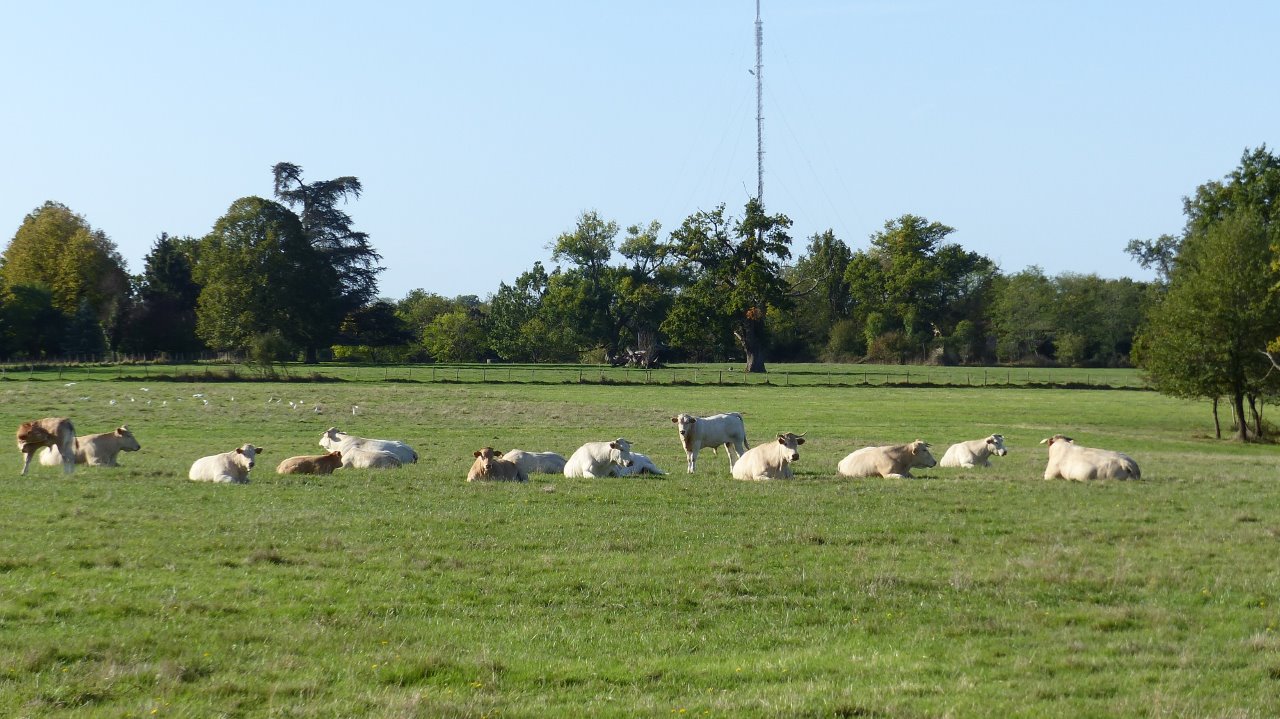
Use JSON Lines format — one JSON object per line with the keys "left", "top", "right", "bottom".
{"left": 776, "top": 432, "right": 806, "bottom": 462}
{"left": 672, "top": 414, "right": 697, "bottom": 446}
{"left": 1039, "top": 434, "right": 1073, "bottom": 447}
{"left": 909, "top": 440, "right": 938, "bottom": 468}
{"left": 235, "top": 444, "right": 263, "bottom": 469}
{"left": 609, "top": 438, "right": 635, "bottom": 467}
{"left": 986, "top": 434, "right": 1007, "bottom": 457}
{"left": 116, "top": 425, "right": 142, "bottom": 452}
{"left": 319, "top": 427, "right": 345, "bottom": 449}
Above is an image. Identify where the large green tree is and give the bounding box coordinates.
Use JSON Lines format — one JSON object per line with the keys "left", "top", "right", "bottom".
{"left": 1135, "top": 208, "right": 1279, "bottom": 439}
{"left": 0, "top": 201, "right": 130, "bottom": 336}
{"left": 544, "top": 211, "right": 621, "bottom": 355}
{"left": 194, "top": 197, "right": 341, "bottom": 355}
{"left": 119, "top": 233, "right": 204, "bottom": 356}
{"left": 845, "top": 214, "right": 997, "bottom": 363}
{"left": 272, "top": 162, "right": 383, "bottom": 323}
{"left": 784, "top": 230, "right": 854, "bottom": 359}
{"left": 1135, "top": 146, "right": 1280, "bottom": 440}
{"left": 664, "top": 199, "right": 794, "bottom": 373}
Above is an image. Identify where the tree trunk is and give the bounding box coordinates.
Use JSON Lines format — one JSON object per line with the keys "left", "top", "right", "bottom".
{"left": 1212, "top": 397, "right": 1221, "bottom": 440}
{"left": 1249, "top": 394, "right": 1263, "bottom": 439}
{"left": 1232, "top": 391, "right": 1249, "bottom": 441}
{"left": 734, "top": 318, "right": 768, "bottom": 374}
{"left": 305, "top": 346, "right": 319, "bottom": 364}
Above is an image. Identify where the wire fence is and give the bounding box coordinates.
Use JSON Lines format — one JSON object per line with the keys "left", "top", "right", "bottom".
{"left": 0, "top": 360, "right": 1151, "bottom": 390}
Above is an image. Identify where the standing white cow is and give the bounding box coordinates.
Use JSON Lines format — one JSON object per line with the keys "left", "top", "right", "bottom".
{"left": 502, "top": 449, "right": 568, "bottom": 475}
{"left": 188, "top": 444, "right": 264, "bottom": 484}
{"left": 1040, "top": 434, "right": 1141, "bottom": 480}
{"left": 563, "top": 439, "right": 636, "bottom": 478}
{"left": 837, "top": 440, "right": 937, "bottom": 478}
{"left": 319, "top": 427, "right": 418, "bottom": 464}
{"left": 731, "top": 432, "right": 805, "bottom": 480}
{"left": 939, "top": 434, "right": 1007, "bottom": 468}
{"left": 671, "top": 412, "right": 750, "bottom": 473}
{"left": 39, "top": 425, "right": 141, "bottom": 467}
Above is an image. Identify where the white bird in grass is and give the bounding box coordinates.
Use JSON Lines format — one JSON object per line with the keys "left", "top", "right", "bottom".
{"left": 352, "top": 405, "right": 360, "bottom": 416}
{"left": 193, "top": 393, "right": 204, "bottom": 398}
{"left": 64, "top": 382, "right": 76, "bottom": 387}
{"left": 202, "top": 399, "right": 209, "bottom": 406}
{"left": 109, "top": 399, "right": 117, "bottom": 405}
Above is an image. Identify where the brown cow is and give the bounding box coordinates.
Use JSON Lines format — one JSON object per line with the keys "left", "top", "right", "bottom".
{"left": 16, "top": 417, "right": 76, "bottom": 475}
{"left": 467, "top": 447, "right": 528, "bottom": 482}
{"left": 276, "top": 450, "right": 343, "bottom": 475}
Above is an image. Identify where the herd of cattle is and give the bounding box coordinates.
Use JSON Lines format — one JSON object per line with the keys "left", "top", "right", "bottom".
{"left": 15, "top": 411, "right": 1142, "bottom": 483}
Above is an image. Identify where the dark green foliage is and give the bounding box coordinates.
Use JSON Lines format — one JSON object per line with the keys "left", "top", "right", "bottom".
{"left": 845, "top": 215, "right": 997, "bottom": 364}
{"left": 194, "top": 197, "right": 342, "bottom": 353}
{"left": 664, "top": 199, "right": 794, "bottom": 372}
{"left": 272, "top": 162, "right": 383, "bottom": 316}
{"left": 0, "top": 283, "right": 63, "bottom": 358}
{"left": 118, "top": 233, "right": 205, "bottom": 356}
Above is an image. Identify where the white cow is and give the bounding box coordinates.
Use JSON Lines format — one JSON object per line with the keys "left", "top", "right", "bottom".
{"left": 563, "top": 439, "right": 635, "bottom": 478}
{"left": 939, "top": 434, "right": 1007, "bottom": 468}
{"left": 671, "top": 412, "right": 749, "bottom": 473}
{"left": 1040, "top": 434, "right": 1141, "bottom": 480}
{"left": 188, "top": 444, "right": 263, "bottom": 484}
{"left": 39, "top": 425, "right": 141, "bottom": 467}
{"left": 502, "top": 449, "right": 568, "bottom": 475}
{"left": 838, "top": 440, "right": 937, "bottom": 478}
{"left": 611, "top": 452, "right": 668, "bottom": 476}
{"left": 340, "top": 447, "right": 403, "bottom": 469}
{"left": 319, "top": 427, "right": 417, "bottom": 464}
{"left": 731, "top": 432, "right": 805, "bottom": 480}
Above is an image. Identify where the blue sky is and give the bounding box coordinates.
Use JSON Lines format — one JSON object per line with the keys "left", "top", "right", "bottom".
{"left": 2, "top": 1, "right": 1275, "bottom": 300}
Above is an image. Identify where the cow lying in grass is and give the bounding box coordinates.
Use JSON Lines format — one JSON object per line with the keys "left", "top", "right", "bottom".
{"left": 837, "top": 440, "right": 937, "bottom": 478}
{"left": 39, "top": 425, "right": 141, "bottom": 468}
{"left": 731, "top": 432, "right": 805, "bottom": 480}
{"left": 276, "top": 451, "right": 343, "bottom": 475}
{"left": 1040, "top": 434, "right": 1140, "bottom": 480}
{"left": 467, "top": 447, "right": 528, "bottom": 482}
{"left": 189, "top": 444, "right": 264, "bottom": 484}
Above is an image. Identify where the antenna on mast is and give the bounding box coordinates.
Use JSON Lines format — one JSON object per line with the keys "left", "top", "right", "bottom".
{"left": 754, "top": 0, "right": 764, "bottom": 204}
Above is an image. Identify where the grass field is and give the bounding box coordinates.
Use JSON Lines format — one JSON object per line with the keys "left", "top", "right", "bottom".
{"left": 1, "top": 373, "right": 1277, "bottom": 717}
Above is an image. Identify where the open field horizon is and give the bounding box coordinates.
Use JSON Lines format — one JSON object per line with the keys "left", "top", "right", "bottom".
{"left": 2, "top": 380, "right": 1276, "bottom": 717}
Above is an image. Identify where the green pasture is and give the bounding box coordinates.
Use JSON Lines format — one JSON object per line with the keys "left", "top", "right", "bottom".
{"left": 1, "top": 375, "right": 1277, "bottom": 717}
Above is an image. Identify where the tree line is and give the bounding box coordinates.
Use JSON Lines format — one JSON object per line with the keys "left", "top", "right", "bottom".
{"left": 2, "top": 148, "right": 1277, "bottom": 441}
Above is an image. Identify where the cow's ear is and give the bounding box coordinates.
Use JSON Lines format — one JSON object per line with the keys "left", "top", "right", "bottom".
{"left": 610, "top": 442, "right": 619, "bottom": 449}
{"left": 236, "top": 448, "right": 244, "bottom": 455}
{"left": 258, "top": 448, "right": 265, "bottom": 454}
{"left": 796, "top": 437, "right": 805, "bottom": 445}
{"left": 473, "top": 451, "right": 482, "bottom": 457}
{"left": 777, "top": 436, "right": 786, "bottom": 444}
{"left": 671, "top": 416, "right": 678, "bottom": 423}
{"left": 116, "top": 428, "right": 126, "bottom": 435}
{"left": 494, "top": 450, "right": 503, "bottom": 456}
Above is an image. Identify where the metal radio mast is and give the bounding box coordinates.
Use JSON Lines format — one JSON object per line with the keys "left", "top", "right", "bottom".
{"left": 754, "top": 0, "right": 764, "bottom": 204}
